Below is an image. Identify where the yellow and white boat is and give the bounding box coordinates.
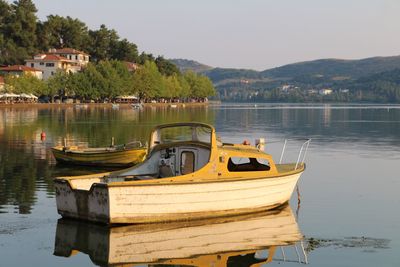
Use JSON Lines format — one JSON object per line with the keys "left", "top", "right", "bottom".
{"left": 54, "top": 122, "right": 309, "bottom": 224}
{"left": 51, "top": 141, "right": 147, "bottom": 167}
{"left": 54, "top": 205, "right": 306, "bottom": 266}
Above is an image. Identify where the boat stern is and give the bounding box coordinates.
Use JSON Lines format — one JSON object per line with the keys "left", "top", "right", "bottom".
{"left": 54, "top": 179, "right": 110, "bottom": 224}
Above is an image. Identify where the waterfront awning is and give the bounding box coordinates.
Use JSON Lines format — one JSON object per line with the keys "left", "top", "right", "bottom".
{"left": 0, "top": 93, "right": 20, "bottom": 98}
{"left": 115, "top": 95, "right": 138, "bottom": 99}
{"left": 20, "top": 93, "right": 31, "bottom": 98}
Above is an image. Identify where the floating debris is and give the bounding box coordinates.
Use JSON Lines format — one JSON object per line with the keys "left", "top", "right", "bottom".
{"left": 305, "top": 236, "right": 391, "bottom": 253}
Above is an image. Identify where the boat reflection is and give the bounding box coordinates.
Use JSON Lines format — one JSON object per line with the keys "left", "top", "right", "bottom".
{"left": 53, "top": 205, "right": 305, "bottom": 266}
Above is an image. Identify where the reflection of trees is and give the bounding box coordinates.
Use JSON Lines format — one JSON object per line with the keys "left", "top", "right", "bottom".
{"left": 0, "top": 105, "right": 215, "bottom": 213}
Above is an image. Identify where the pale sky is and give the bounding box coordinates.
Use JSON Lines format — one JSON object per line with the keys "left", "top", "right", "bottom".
{"left": 28, "top": 0, "right": 400, "bottom": 70}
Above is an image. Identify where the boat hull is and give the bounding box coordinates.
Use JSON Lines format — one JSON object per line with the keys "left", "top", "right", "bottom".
{"left": 51, "top": 147, "right": 146, "bottom": 167}
{"left": 55, "top": 171, "right": 302, "bottom": 224}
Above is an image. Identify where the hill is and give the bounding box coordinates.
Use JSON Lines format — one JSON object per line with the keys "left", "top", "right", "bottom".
{"left": 172, "top": 56, "right": 400, "bottom": 102}
{"left": 262, "top": 56, "right": 400, "bottom": 80}
{"left": 169, "top": 59, "right": 213, "bottom": 73}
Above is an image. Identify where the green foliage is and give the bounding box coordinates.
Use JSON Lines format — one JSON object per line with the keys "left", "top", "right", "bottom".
{"left": 184, "top": 71, "right": 215, "bottom": 98}
{"left": 132, "top": 61, "right": 164, "bottom": 99}
{"left": 4, "top": 73, "right": 45, "bottom": 94}
{"left": 45, "top": 70, "right": 70, "bottom": 97}
{"left": 38, "top": 15, "right": 89, "bottom": 51}
{"left": 155, "top": 56, "right": 180, "bottom": 76}
{"left": 0, "top": 0, "right": 38, "bottom": 64}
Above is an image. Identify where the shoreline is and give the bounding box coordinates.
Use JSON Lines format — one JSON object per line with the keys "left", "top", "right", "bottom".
{"left": 0, "top": 101, "right": 220, "bottom": 108}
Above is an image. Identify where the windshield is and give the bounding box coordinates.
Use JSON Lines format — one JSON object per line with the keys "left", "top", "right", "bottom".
{"left": 151, "top": 125, "right": 212, "bottom": 147}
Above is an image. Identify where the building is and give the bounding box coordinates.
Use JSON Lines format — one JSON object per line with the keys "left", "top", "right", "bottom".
{"left": 125, "top": 62, "right": 139, "bottom": 72}
{"left": 47, "top": 48, "right": 90, "bottom": 69}
{"left": 0, "top": 65, "right": 43, "bottom": 80}
{"left": 25, "top": 54, "right": 76, "bottom": 80}
{"left": 25, "top": 48, "right": 90, "bottom": 80}
{"left": 319, "top": 88, "right": 333, "bottom": 95}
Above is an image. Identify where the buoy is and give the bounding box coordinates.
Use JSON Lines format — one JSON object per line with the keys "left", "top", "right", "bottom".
{"left": 242, "top": 140, "right": 250, "bottom": 145}
{"left": 40, "top": 131, "right": 46, "bottom": 141}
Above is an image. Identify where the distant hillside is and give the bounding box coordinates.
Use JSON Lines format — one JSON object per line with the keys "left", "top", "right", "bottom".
{"left": 172, "top": 56, "right": 400, "bottom": 102}
{"left": 169, "top": 59, "right": 213, "bottom": 73}
{"left": 262, "top": 56, "right": 400, "bottom": 80}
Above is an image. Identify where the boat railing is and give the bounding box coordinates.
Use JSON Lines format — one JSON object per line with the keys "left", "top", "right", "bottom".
{"left": 279, "top": 138, "right": 311, "bottom": 170}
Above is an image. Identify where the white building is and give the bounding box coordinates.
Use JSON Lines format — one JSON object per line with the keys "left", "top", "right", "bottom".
{"left": 319, "top": 88, "right": 333, "bottom": 95}
{"left": 25, "top": 48, "right": 90, "bottom": 80}
{"left": 25, "top": 54, "right": 77, "bottom": 80}
{"left": 47, "top": 48, "right": 90, "bottom": 70}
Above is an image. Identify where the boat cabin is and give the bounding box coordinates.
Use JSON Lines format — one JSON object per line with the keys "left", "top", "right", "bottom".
{"left": 106, "top": 122, "right": 278, "bottom": 183}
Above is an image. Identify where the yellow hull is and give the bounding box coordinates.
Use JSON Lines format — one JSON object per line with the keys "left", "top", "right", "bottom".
{"left": 51, "top": 146, "right": 147, "bottom": 167}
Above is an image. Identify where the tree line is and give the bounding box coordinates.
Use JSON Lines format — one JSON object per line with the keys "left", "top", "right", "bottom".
{"left": 4, "top": 60, "right": 215, "bottom": 102}
{"left": 0, "top": 0, "right": 215, "bottom": 101}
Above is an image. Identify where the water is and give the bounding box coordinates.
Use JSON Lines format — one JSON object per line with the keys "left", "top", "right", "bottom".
{"left": 0, "top": 103, "right": 399, "bottom": 266}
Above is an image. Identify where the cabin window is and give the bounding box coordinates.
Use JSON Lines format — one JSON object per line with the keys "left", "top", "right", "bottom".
{"left": 30, "top": 63, "right": 34, "bottom": 67}
{"left": 181, "top": 151, "right": 195, "bottom": 175}
{"left": 46, "top": 63, "right": 54, "bottom": 67}
{"left": 40, "top": 62, "right": 44, "bottom": 65}
{"left": 227, "top": 157, "right": 270, "bottom": 172}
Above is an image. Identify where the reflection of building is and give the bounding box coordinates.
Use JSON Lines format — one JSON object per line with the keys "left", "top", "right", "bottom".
{"left": 0, "top": 65, "right": 43, "bottom": 79}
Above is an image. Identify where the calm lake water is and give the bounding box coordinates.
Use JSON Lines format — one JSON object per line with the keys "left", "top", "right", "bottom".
{"left": 0, "top": 103, "right": 399, "bottom": 266}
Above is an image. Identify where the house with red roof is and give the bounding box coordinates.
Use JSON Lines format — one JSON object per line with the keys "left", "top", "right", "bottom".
{"left": 0, "top": 65, "right": 43, "bottom": 80}
{"left": 47, "top": 48, "right": 90, "bottom": 68}
{"left": 25, "top": 48, "right": 90, "bottom": 80}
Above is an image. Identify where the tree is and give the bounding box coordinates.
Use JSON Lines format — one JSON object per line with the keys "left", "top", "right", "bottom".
{"left": 87, "top": 24, "right": 119, "bottom": 62}
{"left": 2, "top": 0, "right": 38, "bottom": 64}
{"left": 37, "top": 15, "right": 89, "bottom": 51}
{"left": 4, "top": 73, "right": 45, "bottom": 95}
{"left": 184, "top": 71, "right": 216, "bottom": 98}
{"left": 45, "top": 70, "right": 70, "bottom": 101}
{"left": 110, "top": 39, "right": 139, "bottom": 62}
{"left": 132, "top": 61, "right": 164, "bottom": 100}
{"left": 155, "top": 56, "right": 180, "bottom": 76}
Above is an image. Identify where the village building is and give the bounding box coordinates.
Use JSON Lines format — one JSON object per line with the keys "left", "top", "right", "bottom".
{"left": 319, "top": 88, "right": 333, "bottom": 95}
{"left": 25, "top": 48, "right": 90, "bottom": 80}
{"left": 125, "top": 62, "right": 139, "bottom": 72}
{"left": 0, "top": 65, "right": 43, "bottom": 80}
{"left": 47, "top": 48, "right": 90, "bottom": 68}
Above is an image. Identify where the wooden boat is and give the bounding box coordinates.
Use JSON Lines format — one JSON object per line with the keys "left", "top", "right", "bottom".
{"left": 51, "top": 141, "right": 147, "bottom": 167}
{"left": 54, "top": 205, "right": 305, "bottom": 266}
{"left": 54, "top": 122, "right": 309, "bottom": 224}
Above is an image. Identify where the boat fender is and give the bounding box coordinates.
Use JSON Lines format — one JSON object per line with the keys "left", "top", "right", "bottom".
{"left": 40, "top": 131, "right": 46, "bottom": 141}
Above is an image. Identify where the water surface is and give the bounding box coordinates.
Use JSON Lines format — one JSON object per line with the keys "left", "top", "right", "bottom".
{"left": 0, "top": 103, "right": 399, "bottom": 266}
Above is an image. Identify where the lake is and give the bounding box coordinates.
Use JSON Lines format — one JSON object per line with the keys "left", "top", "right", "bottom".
{"left": 0, "top": 103, "right": 399, "bottom": 266}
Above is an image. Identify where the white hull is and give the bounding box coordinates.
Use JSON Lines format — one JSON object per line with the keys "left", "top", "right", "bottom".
{"left": 54, "top": 205, "right": 302, "bottom": 265}
{"left": 55, "top": 172, "right": 301, "bottom": 224}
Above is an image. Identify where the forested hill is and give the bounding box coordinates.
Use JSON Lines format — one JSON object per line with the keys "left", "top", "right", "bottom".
{"left": 172, "top": 56, "right": 400, "bottom": 83}
{"left": 169, "top": 59, "right": 212, "bottom": 73}
{"left": 172, "top": 56, "right": 400, "bottom": 103}
{"left": 262, "top": 56, "right": 400, "bottom": 80}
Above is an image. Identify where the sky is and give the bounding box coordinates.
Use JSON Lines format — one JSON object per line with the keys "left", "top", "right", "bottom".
{"left": 28, "top": 0, "right": 400, "bottom": 70}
